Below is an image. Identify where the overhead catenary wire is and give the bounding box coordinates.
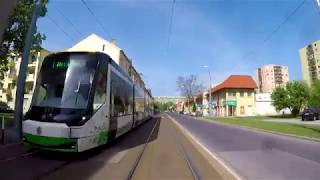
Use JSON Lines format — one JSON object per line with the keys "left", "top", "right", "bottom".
{"left": 55, "top": 7, "right": 83, "bottom": 38}
{"left": 80, "top": 0, "right": 111, "bottom": 39}
{"left": 242, "top": 0, "right": 307, "bottom": 60}
{"left": 165, "top": 0, "right": 176, "bottom": 55}
{"left": 47, "top": 14, "right": 76, "bottom": 43}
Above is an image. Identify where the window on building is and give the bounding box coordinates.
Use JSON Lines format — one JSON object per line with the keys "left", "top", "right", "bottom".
{"left": 240, "top": 91, "right": 244, "bottom": 97}
{"left": 240, "top": 106, "right": 245, "bottom": 115}
{"left": 248, "top": 92, "right": 252, "bottom": 97}
{"left": 31, "top": 55, "right": 37, "bottom": 63}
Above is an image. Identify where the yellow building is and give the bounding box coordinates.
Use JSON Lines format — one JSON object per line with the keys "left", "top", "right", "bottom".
{"left": 0, "top": 49, "right": 50, "bottom": 112}
{"left": 299, "top": 40, "right": 320, "bottom": 86}
{"left": 211, "top": 75, "right": 257, "bottom": 117}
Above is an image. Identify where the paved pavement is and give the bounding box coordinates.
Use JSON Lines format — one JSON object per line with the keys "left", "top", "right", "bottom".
{"left": 168, "top": 112, "right": 320, "bottom": 180}
{"left": 263, "top": 118, "right": 320, "bottom": 126}
{"left": 0, "top": 115, "right": 224, "bottom": 180}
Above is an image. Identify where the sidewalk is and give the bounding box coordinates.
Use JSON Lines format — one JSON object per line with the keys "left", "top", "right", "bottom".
{"left": 263, "top": 118, "right": 320, "bottom": 126}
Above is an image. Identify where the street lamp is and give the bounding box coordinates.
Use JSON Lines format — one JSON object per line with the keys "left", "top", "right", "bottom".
{"left": 202, "top": 65, "right": 212, "bottom": 115}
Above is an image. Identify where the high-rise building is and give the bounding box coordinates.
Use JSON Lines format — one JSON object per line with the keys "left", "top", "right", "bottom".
{"left": 256, "top": 64, "right": 289, "bottom": 93}
{"left": 299, "top": 40, "right": 320, "bottom": 86}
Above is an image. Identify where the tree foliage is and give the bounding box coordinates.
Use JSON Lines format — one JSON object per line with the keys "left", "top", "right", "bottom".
{"left": 154, "top": 101, "right": 176, "bottom": 112}
{"left": 271, "top": 81, "right": 309, "bottom": 116}
{"left": 309, "top": 80, "right": 320, "bottom": 108}
{"left": 0, "top": 0, "right": 49, "bottom": 79}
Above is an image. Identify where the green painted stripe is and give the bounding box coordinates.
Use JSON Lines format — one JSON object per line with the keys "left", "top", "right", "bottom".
{"left": 25, "top": 143, "right": 78, "bottom": 152}
{"left": 24, "top": 133, "right": 76, "bottom": 147}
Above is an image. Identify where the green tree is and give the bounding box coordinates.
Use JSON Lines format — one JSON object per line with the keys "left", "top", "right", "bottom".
{"left": 192, "top": 103, "right": 196, "bottom": 112}
{"left": 154, "top": 101, "right": 176, "bottom": 112}
{"left": 271, "top": 86, "right": 288, "bottom": 111}
{"left": 309, "top": 80, "right": 320, "bottom": 108}
{"left": 271, "top": 81, "right": 309, "bottom": 116}
{"left": 0, "top": 0, "right": 49, "bottom": 80}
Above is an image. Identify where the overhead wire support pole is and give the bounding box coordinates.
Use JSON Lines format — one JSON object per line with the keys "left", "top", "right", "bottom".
{"left": 14, "top": 0, "right": 42, "bottom": 142}
{"left": 208, "top": 69, "right": 212, "bottom": 115}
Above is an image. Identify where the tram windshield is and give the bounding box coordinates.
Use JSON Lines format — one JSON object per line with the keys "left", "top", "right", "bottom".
{"left": 32, "top": 53, "right": 98, "bottom": 109}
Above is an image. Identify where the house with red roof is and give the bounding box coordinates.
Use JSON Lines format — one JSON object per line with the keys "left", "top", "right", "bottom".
{"left": 210, "top": 75, "right": 257, "bottom": 117}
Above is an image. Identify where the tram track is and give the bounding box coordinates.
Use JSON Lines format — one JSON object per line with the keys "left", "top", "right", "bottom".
{"left": 126, "top": 117, "right": 160, "bottom": 180}
{"left": 127, "top": 115, "right": 201, "bottom": 180}
{"left": 166, "top": 114, "right": 200, "bottom": 180}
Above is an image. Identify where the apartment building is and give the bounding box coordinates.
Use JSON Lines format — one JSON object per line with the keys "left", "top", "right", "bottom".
{"left": 256, "top": 64, "right": 289, "bottom": 93}
{"left": 0, "top": 49, "right": 50, "bottom": 112}
{"left": 299, "top": 40, "right": 320, "bottom": 86}
{"left": 211, "top": 75, "right": 257, "bottom": 117}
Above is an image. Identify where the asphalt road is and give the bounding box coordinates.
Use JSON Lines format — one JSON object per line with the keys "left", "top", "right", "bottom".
{"left": 168, "top": 112, "right": 320, "bottom": 180}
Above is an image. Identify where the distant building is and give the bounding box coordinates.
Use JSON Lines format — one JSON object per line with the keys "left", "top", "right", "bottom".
{"left": 256, "top": 64, "right": 289, "bottom": 93}
{"left": 176, "top": 101, "right": 184, "bottom": 112}
{"left": 154, "top": 96, "right": 185, "bottom": 103}
{"left": 0, "top": 49, "right": 50, "bottom": 112}
{"left": 299, "top": 40, "right": 320, "bottom": 86}
{"left": 211, "top": 75, "right": 257, "bottom": 117}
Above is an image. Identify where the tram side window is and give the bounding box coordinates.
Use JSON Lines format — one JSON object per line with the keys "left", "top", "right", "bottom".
{"left": 111, "top": 71, "right": 133, "bottom": 117}
{"left": 93, "top": 67, "right": 107, "bottom": 111}
{"left": 134, "top": 87, "right": 145, "bottom": 113}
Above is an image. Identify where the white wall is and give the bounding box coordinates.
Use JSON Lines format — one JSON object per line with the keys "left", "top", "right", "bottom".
{"left": 68, "top": 34, "right": 121, "bottom": 64}
{"left": 255, "top": 93, "right": 290, "bottom": 116}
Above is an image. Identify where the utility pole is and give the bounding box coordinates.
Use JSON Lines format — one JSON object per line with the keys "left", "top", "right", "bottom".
{"left": 14, "top": 0, "right": 42, "bottom": 142}
{"left": 202, "top": 66, "right": 212, "bottom": 116}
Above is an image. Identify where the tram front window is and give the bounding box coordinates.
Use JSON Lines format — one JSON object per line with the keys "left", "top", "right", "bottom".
{"left": 32, "top": 53, "right": 98, "bottom": 109}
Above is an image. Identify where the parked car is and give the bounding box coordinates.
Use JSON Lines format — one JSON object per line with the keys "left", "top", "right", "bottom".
{"left": 301, "top": 108, "right": 320, "bottom": 121}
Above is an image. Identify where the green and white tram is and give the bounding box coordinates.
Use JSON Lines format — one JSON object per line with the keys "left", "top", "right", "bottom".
{"left": 23, "top": 51, "right": 153, "bottom": 152}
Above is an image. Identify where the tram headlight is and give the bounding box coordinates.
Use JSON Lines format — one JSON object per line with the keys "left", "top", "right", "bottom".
{"left": 76, "top": 115, "right": 91, "bottom": 126}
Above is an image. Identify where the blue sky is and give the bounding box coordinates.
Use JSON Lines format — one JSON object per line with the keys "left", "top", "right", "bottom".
{"left": 37, "top": 0, "right": 320, "bottom": 96}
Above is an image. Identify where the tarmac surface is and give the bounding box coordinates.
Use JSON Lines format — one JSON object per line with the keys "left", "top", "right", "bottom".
{"left": 0, "top": 115, "right": 224, "bottom": 180}
{"left": 168, "top": 112, "right": 320, "bottom": 180}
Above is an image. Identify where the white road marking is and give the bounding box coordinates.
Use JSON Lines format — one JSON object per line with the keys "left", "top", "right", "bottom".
{"left": 166, "top": 114, "right": 243, "bottom": 180}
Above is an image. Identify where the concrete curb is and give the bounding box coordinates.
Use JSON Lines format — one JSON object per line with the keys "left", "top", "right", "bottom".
{"left": 165, "top": 114, "right": 243, "bottom": 180}
{"left": 198, "top": 116, "right": 320, "bottom": 143}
